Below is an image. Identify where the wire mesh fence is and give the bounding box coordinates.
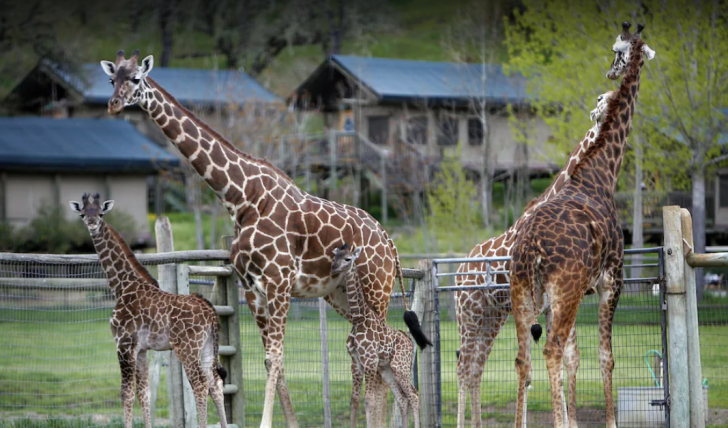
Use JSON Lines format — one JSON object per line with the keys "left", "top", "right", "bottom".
{"left": 698, "top": 270, "right": 728, "bottom": 427}
{"left": 0, "top": 256, "right": 227, "bottom": 427}
{"left": 430, "top": 248, "right": 668, "bottom": 428}
{"left": 3, "top": 246, "right": 726, "bottom": 428}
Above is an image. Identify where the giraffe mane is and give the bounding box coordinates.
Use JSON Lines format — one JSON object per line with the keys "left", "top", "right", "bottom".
{"left": 105, "top": 222, "right": 160, "bottom": 288}
{"left": 570, "top": 38, "right": 644, "bottom": 179}
{"left": 146, "top": 77, "right": 295, "bottom": 185}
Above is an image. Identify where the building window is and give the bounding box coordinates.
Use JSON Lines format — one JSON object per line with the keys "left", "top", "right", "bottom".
{"left": 720, "top": 175, "right": 728, "bottom": 208}
{"left": 368, "top": 116, "right": 389, "bottom": 145}
{"left": 407, "top": 116, "right": 428, "bottom": 145}
{"left": 438, "top": 116, "right": 458, "bottom": 146}
{"left": 468, "top": 118, "right": 483, "bottom": 146}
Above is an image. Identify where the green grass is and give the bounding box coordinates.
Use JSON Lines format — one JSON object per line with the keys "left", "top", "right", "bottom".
{"left": 2, "top": 293, "right": 728, "bottom": 427}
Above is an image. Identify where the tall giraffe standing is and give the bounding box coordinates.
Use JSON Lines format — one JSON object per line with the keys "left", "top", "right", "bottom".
{"left": 510, "top": 22, "right": 655, "bottom": 428}
{"left": 455, "top": 90, "right": 613, "bottom": 428}
{"left": 69, "top": 193, "right": 228, "bottom": 428}
{"left": 100, "top": 49, "right": 430, "bottom": 428}
{"left": 331, "top": 243, "right": 421, "bottom": 428}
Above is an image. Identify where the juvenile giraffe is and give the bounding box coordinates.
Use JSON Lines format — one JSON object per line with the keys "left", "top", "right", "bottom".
{"left": 455, "top": 90, "right": 613, "bottom": 428}
{"left": 510, "top": 22, "right": 656, "bottom": 428}
{"left": 69, "top": 193, "right": 227, "bottom": 428}
{"left": 100, "top": 49, "right": 430, "bottom": 428}
{"left": 331, "top": 243, "right": 421, "bottom": 428}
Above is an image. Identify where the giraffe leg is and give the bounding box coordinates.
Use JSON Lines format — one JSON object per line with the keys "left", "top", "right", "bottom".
{"left": 116, "top": 342, "right": 137, "bottom": 428}
{"left": 177, "top": 353, "right": 211, "bottom": 428}
{"left": 598, "top": 266, "right": 622, "bottom": 428}
{"left": 380, "top": 366, "right": 409, "bottom": 428}
{"left": 376, "top": 372, "right": 388, "bottom": 427}
{"left": 259, "top": 278, "right": 297, "bottom": 428}
{"left": 245, "top": 287, "right": 299, "bottom": 428}
{"left": 363, "top": 364, "right": 382, "bottom": 428}
{"left": 543, "top": 306, "right": 579, "bottom": 428}
{"left": 135, "top": 349, "right": 151, "bottom": 428}
{"left": 350, "top": 356, "right": 363, "bottom": 428}
{"left": 510, "top": 285, "right": 533, "bottom": 428}
{"left": 202, "top": 329, "right": 228, "bottom": 428}
{"left": 563, "top": 325, "right": 580, "bottom": 428}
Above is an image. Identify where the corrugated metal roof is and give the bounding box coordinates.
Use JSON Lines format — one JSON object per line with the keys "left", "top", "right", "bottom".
{"left": 0, "top": 117, "right": 180, "bottom": 172}
{"left": 44, "top": 61, "right": 281, "bottom": 105}
{"left": 331, "top": 55, "right": 531, "bottom": 104}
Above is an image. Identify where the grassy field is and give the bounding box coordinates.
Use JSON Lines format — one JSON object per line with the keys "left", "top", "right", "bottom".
{"left": 2, "top": 289, "right": 728, "bottom": 428}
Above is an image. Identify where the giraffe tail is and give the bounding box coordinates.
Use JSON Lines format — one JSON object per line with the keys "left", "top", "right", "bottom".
{"left": 212, "top": 315, "right": 227, "bottom": 382}
{"left": 528, "top": 240, "right": 545, "bottom": 344}
{"left": 387, "top": 233, "right": 432, "bottom": 350}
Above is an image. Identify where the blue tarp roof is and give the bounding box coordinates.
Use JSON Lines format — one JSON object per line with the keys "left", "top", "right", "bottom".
{"left": 0, "top": 117, "right": 180, "bottom": 172}
{"left": 44, "top": 61, "right": 281, "bottom": 106}
{"left": 331, "top": 55, "right": 530, "bottom": 104}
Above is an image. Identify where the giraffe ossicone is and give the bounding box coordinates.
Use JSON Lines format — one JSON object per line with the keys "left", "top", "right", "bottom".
{"left": 332, "top": 243, "right": 420, "bottom": 428}
{"left": 100, "top": 49, "right": 429, "bottom": 428}
{"left": 70, "top": 193, "right": 228, "bottom": 428}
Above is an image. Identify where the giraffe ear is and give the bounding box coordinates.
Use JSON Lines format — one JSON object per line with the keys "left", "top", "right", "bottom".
{"left": 353, "top": 247, "right": 363, "bottom": 259}
{"left": 101, "top": 200, "right": 115, "bottom": 214}
{"left": 100, "top": 60, "right": 116, "bottom": 76}
{"left": 140, "top": 55, "right": 154, "bottom": 76}
{"left": 642, "top": 44, "right": 656, "bottom": 61}
{"left": 332, "top": 247, "right": 340, "bottom": 256}
{"left": 69, "top": 201, "right": 82, "bottom": 213}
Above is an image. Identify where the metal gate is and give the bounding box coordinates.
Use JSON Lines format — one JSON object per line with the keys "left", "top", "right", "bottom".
{"left": 425, "top": 248, "right": 669, "bottom": 428}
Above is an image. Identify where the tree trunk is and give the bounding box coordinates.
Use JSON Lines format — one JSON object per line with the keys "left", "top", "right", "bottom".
{"left": 480, "top": 118, "right": 493, "bottom": 231}
{"left": 209, "top": 200, "right": 220, "bottom": 250}
{"left": 159, "top": 1, "right": 175, "bottom": 67}
{"left": 631, "top": 135, "right": 644, "bottom": 287}
{"left": 692, "top": 166, "right": 706, "bottom": 301}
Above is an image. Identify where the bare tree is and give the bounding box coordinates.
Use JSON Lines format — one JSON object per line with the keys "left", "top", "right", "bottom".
{"left": 443, "top": 0, "right": 504, "bottom": 231}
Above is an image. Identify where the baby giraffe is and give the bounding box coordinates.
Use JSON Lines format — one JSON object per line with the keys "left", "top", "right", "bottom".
{"left": 331, "top": 243, "right": 421, "bottom": 428}
{"left": 70, "top": 193, "right": 227, "bottom": 428}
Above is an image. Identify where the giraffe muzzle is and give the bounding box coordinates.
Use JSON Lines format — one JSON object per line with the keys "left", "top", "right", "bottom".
{"left": 108, "top": 98, "right": 124, "bottom": 115}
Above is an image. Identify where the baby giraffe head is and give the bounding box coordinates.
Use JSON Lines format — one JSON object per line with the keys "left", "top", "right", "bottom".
{"left": 331, "top": 243, "right": 362, "bottom": 276}
{"left": 590, "top": 90, "right": 614, "bottom": 122}
{"left": 69, "top": 193, "right": 114, "bottom": 237}
{"left": 100, "top": 49, "right": 154, "bottom": 115}
{"left": 606, "top": 21, "right": 656, "bottom": 80}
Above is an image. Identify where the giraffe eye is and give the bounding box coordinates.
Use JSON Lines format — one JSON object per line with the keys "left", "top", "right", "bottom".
{"left": 131, "top": 78, "right": 140, "bottom": 85}
{"left": 79, "top": 214, "right": 85, "bottom": 218}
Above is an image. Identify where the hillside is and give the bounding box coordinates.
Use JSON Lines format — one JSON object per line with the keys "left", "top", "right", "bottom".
{"left": 0, "top": 0, "right": 514, "bottom": 101}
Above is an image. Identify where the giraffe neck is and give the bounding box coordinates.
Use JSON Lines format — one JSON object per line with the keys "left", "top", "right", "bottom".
{"left": 138, "top": 77, "right": 294, "bottom": 221}
{"left": 91, "top": 221, "right": 158, "bottom": 299}
{"left": 572, "top": 39, "right": 645, "bottom": 194}
{"left": 522, "top": 120, "right": 603, "bottom": 218}
{"left": 344, "top": 267, "right": 369, "bottom": 327}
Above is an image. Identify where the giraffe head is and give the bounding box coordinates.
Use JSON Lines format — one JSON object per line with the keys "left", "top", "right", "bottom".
{"left": 331, "top": 243, "right": 363, "bottom": 276}
{"left": 590, "top": 91, "right": 614, "bottom": 123}
{"left": 100, "top": 49, "right": 154, "bottom": 115}
{"left": 606, "top": 21, "right": 656, "bottom": 80}
{"left": 69, "top": 193, "right": 115, "bottom": 237}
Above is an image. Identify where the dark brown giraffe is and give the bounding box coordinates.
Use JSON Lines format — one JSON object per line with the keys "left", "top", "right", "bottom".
{"left": 331, "top": 243, "right": 422, "bottom": 428}
{"left": 99, "top": 49, "right": 430, "bottom": 428}
{"left": 69, "top": 193, "right": 227, "bottom": 428}
{"left": 510, "top": 22, "right": 655, "bottom": 428}
{"left": 455, "top": 90, "right": 613, "bottom": 428}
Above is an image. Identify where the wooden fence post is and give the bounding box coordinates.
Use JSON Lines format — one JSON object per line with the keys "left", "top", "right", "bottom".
{"left": 663, "top": 205, "right": 690, "bottom": 426}
{"left": 412, "top": 259, "right": 437, "bottom": 427}
{"left": 681, "top": 208, "right": 706, "bottom": 428}
{"left": 152, "top": 217, "right": 185, "bottom": 428}
{"left": 222, "top": 236, "right": 245, "bottom": 428}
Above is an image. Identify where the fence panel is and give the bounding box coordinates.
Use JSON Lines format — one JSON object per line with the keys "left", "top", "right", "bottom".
{"left": 431, "top": 248, "right": 668, "bottom": 428}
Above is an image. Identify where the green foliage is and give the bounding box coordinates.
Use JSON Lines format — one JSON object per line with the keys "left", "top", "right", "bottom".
{"left": 0, "top": 205, "right": 138, "bottom": 254}
{"left": 426, "top": 146, "right": 482, "bottom": 252}
{"left": 504, "top": 0, "right": 728, "bottom": 186}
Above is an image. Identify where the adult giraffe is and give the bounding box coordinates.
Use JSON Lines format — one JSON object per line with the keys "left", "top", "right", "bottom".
{"left": 510, "top": 22, "right": 655, "bottom": 428}
{"left": 455, "top": 90, "right": 613, "bottom": 428}
{"left": 100, "top": 49, "right": 430, "bottom": 428}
